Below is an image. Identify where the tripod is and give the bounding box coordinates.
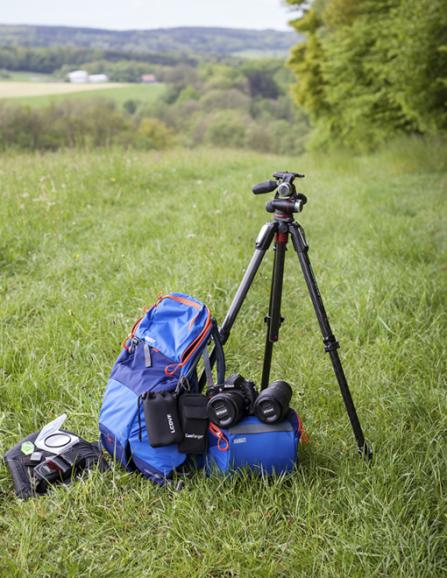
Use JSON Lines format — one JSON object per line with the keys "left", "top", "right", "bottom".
{"left": 201, "top": 171, "right": 371, "bottom": 458}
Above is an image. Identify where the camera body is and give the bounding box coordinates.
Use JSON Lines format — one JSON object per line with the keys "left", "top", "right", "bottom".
{"left": 207, "top": 374, "right": 257, "bottom": 428}
{"left": 207, "top": 374, "right": 293, "bottom": 428}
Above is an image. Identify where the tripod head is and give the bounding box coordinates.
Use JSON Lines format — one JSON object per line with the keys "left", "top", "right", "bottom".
{"left": 252, "top": 171, "right": 307, "bottom": 217}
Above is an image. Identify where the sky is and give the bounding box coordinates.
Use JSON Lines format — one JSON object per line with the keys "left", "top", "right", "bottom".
{"left": 0, "top": 0, "right": 295, "bottom": 31}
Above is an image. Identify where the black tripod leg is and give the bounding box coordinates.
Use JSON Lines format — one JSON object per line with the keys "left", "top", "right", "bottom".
{"left": 261, "top": 226, "right": 287, "bottom": 389}
{"left": 261, "top": 244, "right": 277, "bottom": 389}
{"left": 198, "top": 221, "right": 277, "bottom": 390}
{"left": 289, "top": 222, "right": 372, "bottom": 458}
{"left": 220, "top": 221, "right": 277, "bottom": 344}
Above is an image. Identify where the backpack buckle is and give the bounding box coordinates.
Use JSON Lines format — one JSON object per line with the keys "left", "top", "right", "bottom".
{"left": 175, "top": 376, "right": 191, "bottom": 395}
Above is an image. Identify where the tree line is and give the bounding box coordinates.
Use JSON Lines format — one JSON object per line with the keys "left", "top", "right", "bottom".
{"left": 287, "top": 0, "right": 447, "bottom": 149}
{"left": 0, "top": 45, "right": 195, "bottom": 75}
{"left": 0, "top": 24, "right": 296, "bottom": 58}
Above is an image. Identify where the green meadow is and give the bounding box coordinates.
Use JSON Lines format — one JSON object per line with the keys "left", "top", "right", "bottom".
{"left": 0, "top": 71, "right": 54, "bottom": 81}
{"left": 0, "top": 81, "right": 165, "bottom": 107}
{"left": 0, "top": 142, "right": 446, "bottom": 576}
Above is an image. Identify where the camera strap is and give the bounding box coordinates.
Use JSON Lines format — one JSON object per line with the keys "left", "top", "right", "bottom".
{"left": 202, "top": 346, "right": 214, "bottom": 389}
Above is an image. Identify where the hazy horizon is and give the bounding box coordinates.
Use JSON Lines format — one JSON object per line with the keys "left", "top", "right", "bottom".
{"left": 0, "top": 22, "right": 295, "bottom": 33}
{"left": 0, "top": 0, "right": 293, "bottom": 31}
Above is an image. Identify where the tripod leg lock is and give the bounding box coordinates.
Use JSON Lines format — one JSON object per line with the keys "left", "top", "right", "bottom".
{"left": 264, "top": 315, "right": 284, "bottom": 324}
{"left": 256, "top": 223, "right": 276, "bottom": 250}
{"left": 323, "top": 335, "right": 340, "bottom": 352}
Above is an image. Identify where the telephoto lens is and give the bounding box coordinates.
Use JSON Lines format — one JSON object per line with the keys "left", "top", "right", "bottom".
{"left": 254, "top": 380, "right": 292, "bottom": 424}
{"left": 207, "top": 390, "right": 246, "bottom": 428}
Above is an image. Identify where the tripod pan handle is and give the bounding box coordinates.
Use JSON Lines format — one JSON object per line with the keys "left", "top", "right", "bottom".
{"left": 252, "top": 180, "right": 278, "bottom": 195}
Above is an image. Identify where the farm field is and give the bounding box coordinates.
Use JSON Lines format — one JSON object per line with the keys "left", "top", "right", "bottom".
{"left": 0, "top": 81, "right": 165, "bottom": 106}
{"left": 0, "top": 144, "right": 446, "bottom": 576}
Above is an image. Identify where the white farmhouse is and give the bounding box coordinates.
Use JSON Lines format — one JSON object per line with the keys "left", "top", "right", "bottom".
{"left": 89, "top": 74, "right": 109, "bottom": 83}
{"left": 67, "top": 70, "right": 89, "bottom": 83}
{"left": 67, "top": 71, "right": 109, "bottom": 84}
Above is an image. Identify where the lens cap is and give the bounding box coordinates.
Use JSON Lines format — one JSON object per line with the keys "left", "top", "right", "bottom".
{"left": 254, "top": 380, "right": 292, "bottom": 424}
{"left": 208, "top": 397, "right": 236, "bottom": 428}
{"left": 255, "top": 398, "right": 282, "bottom": 423}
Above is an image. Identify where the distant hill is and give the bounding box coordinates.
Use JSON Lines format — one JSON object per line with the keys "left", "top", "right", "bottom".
{"left": 0, "top": 24, "right": 299, "bottom": 57}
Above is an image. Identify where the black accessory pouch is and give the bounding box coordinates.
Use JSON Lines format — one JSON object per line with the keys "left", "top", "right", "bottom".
{"left": 4, "top": 430, "right": 109, "bottom": 500}
{"left": 142, "top": 392, "right": 183, "bottom": 447}
{"left": 177, "top": 393, "right": 209, "bottom": 454}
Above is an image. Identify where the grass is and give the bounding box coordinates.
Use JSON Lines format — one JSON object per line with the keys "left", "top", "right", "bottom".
{"left": 0, "top": 82, "right": 165, "bottom": 107}
{"left": 0, "top": 71, "right": 54, "bottom": 82}
{"left": 0, "top": 142, "right": 446, "bottom": 576}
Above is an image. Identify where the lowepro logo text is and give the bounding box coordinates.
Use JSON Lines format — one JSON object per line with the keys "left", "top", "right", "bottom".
{"left": 233, "top": 437, "right": 247, "bottom": 445}
{"left": 167, "top": 414, "right": 176, "bottom": 434}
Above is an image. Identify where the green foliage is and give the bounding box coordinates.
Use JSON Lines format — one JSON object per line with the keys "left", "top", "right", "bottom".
{"left": 203, "top": 110, "right": 250, "bottom": 148}
{"left": 0, "top": 58, "right": 309, "bottom": 155}
{"left": 134, "top": 117, "right": 175, "bottom": 149}
{"left": 0, "top": 145, "right": 446, "bottom": 576}
{"left": 241, "top": 60, "right": 282, "bottom": 99}
{"left": 288, "top": 34, "right": 327, "bottom": 119}
{"left": 160, "top": 59, "right": 308, "bottom": 153}
{"left": 381, "top": 0, "right": 447, "bottom": 132}
{"left": 0, "top": 99, "right": 175, "bottom": 151}
{"left": 200, "top": 63, "right": 249, "bottom": 92}
{"left": 287, "top": 0, "right": 447, "bottom": 149}
{"left": 200, "top": 89, "right": 251, "bottom": 113}
{"left": 0, "top": 44, "right": 194, "bottom": 74}
{"left": 176, "top": 84, "right": 200, "bottom": 103}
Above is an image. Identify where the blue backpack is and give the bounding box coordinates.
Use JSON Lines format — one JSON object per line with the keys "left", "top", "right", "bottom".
{"left": 99, "top": 292, "right": 224, "bottom": 484}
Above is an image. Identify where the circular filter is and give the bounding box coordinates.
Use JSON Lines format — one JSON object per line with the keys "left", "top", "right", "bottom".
{"left": 44, "top": 432, "right": 72, "bottom": 448}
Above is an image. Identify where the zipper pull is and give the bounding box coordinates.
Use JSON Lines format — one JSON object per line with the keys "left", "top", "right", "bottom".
{"left": 209, "top": 423, "right": 229, "bottom": 452}
{"left": 143, "top": 343, "right": 152, "bottom": 368}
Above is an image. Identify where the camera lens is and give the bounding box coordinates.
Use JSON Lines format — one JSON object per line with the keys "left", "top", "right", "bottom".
{"left": 254, "top": 380, "right": 292, "bottom": 424}
{"left": 207, "top": 391, "right": 245, "bottom": 428}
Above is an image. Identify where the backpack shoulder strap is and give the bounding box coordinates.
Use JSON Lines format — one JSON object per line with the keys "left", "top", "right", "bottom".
{"left": 196, "top": 320, "right": 226, "bottom": 391}
{"left": 210, "top": 320, "right": 225, "bottom": 386}
{"left": 185, "top": 318, "right": 225, "bottom": 390}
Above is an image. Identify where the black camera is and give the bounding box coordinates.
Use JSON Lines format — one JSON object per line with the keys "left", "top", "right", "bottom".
{"left": 254, "top": 380, "right": 292, "bottom": 424}
{"left": 207, "top": 374, "right": 258, "bottom": 428}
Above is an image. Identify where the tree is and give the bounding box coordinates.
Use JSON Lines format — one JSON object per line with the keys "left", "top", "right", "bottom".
{"left": 288, "top": 7, "right": 327, "bottom": 118}
{"left": 241, "top": 60, "right": 281, "bottom": 99}
{"left": 286, "top": 0, "right": 447, "bottom": 149}
{"left": 135, "top": 118, "right": 175, "bottom": 149}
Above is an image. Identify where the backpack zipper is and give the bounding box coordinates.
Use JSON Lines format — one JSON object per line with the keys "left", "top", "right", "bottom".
{"left": 122, "top": 294, "right": 212, "bottom": 377}
{"left": 164, "top": 308, "right": 212, "bottom": 377}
